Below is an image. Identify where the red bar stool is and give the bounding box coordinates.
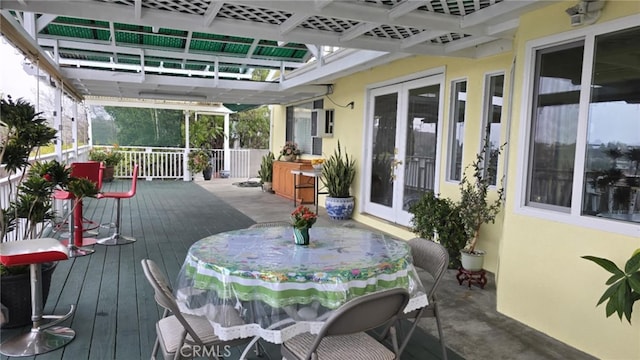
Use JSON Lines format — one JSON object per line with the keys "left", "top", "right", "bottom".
{"left": 0, "top": 238, "right": 75, "bottom": 356}
{"left": 53, "top": 161, "right": 102, "bottom": 256}
{"left": 96, "top": 164, "right": 138, "bottom": 246}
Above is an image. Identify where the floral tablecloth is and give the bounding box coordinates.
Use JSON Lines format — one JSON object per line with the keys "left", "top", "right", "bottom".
{"left": 175, "top": 226, "right": 427, "bottom": 344}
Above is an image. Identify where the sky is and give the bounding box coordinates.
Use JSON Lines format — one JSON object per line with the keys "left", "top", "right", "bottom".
{"left": 0, "top": 37, "right": 39, "bottom": 103}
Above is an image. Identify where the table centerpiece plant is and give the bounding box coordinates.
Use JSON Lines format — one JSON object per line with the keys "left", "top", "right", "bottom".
{"left": 279, "top": 141, "right": 301, "bottom": 162}
{"left": 290, "top": 205, "right": 317, "bottom": 245}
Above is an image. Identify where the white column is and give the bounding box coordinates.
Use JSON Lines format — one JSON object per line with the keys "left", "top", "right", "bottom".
{"left": 223, "top": 113, "right": 230, "bottom": 173}
{"left": 72, "top": 101, "right": 79, "bottom": 161}
{"left": 54, "top": 83, "right": 63, "bottom": 162}
{"left": 183, "top": 111, "right": 191, "bottom": 181}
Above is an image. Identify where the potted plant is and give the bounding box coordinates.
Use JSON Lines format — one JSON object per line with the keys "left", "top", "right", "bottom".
{"left": 279, "top": 141, "right": 301, "bottom": 162}
{"left": 258, "top": 152, "right": 275, "bottom": 192}
{"left": 290, "top": 205, "right": 317, "bottom": 245}
{"left": 581, "top": 249, "right": 640, "bottom": 323}
{"left": 409, "top": 191, "right": 467, "bottom": 269}
{"left": 187, "top": 149, "right": 213, "bottom": 180}
{"left": 321, "top": 141, "right": 356, "bottom": 220}
{"left": 89, "top": 145, "right": 123, "bottom": 182}
{"left": 457, "top": 142, "right": 505, "bottom": 271}
{"left": 0, "top": 96, "right": 90, "bottom": 327}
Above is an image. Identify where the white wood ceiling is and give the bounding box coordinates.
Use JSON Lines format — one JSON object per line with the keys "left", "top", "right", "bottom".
{"left": 0, "top": 0, "right": 554, "bottom": 105}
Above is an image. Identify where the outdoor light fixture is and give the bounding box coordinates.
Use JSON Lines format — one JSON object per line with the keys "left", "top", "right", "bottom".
{"left": 565, "top": 0, "right": 605, "bottom": 26}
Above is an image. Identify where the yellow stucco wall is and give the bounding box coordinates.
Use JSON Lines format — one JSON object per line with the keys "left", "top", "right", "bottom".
{"left": 497, "top": 2, "right": 640, "bottom": 359}
{"left": 272, "top": 1, "right": 640, "bottom": 357}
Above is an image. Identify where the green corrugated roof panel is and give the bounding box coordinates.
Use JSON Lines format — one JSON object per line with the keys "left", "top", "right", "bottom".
{"left": 116, "top": 32, "right": 142, "bottom": 44}
{"left": 114, "top": 23, "right": 149, "bottom": 32}
{"left": 192, "top": 32, "right": 252, "bottom": 43}
{"left": 190, "top": 39, "right": 225, "bottom": 52}
{"left": 254, "top": 46, "right": 304, "bottom": 59}
{"left": 118, "top": 58, "right": 140, "bottom": 65}
{"left": 143, "top": 34, "right": 184, "bottom": 49}
{"left": 145, "top": 60, "right": 161, "bottom": 67}
{"left": 222, "top": 43, "right": 249, "bottom": 55}
{"left": 159, "top": 28, "right": 187, "bottom": 37}
{"left": 46, "top": 24, "right": 96, "bottom": 40}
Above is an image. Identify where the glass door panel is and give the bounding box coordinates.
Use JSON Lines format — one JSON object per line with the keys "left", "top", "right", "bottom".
{"left": 369, "top": 92, "right": 398, "bottom": 207}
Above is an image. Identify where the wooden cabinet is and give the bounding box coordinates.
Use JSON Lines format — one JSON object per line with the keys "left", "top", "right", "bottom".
{"left": 272, "top": 161, "right": 315, "bottom": 204}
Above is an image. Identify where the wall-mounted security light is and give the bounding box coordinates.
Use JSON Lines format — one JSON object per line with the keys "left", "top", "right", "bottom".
{"left": 565, "top": 0, "right": 605, "bottom": 26}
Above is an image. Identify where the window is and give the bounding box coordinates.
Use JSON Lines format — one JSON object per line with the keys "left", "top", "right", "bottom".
{"left": 525, "top": 25, "right": 640, "bottom": 225}
{"left": 286, "top": 100, "right": 323, "bottom": 155}
{"left": 528, "top": 43, "right": 583, "bottom": 210}
{"left": 447, "top": 80, "right": 467, "bottom": 181}
{"left": 481, "top": 74, "right": 504, "bottom": 186}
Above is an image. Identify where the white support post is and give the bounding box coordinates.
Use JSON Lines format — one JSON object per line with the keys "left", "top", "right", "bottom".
{"left": 223, "top": 113, "right": 230, "bottom": 173}
{"left": 183, "top": 111, "right": 191, "bottom": 181}
{"left": 54, "top": 83, "right": 63, "bottom": 162}
{"left": 72, "top": 102, "right": 78, "bottom": 161}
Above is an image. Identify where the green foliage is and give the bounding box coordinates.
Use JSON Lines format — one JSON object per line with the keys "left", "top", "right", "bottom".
{"left": 409, "top": 191, "right": 466, "bottom": 269}
{"left": 1, "top": 96, "right": 57, "bottom": 173}
{"left": 321, "top": 142, "right": 356, "bottom": 198}
{"left": 187, "top": 149, "right": 212, "bottom": 173}
{"left": 230, "top": 106, "right": 270, "bottom": 149}
{"left": 458, "top": 142, "right": 505, "bottom": 253}
{"left": 258, "top": 152, "right": 275, "bottom": 183}
{"left": 189, "top": 114, "right": 224, "bottom": 149}
{"left": 582, "top": 249, "right": 640, "bottom": 323}
{"left": 89, "top": 146, "right": 124, "bottom": 166}
{"left": 103, "top": 106, "right": 183, "bottom": 146}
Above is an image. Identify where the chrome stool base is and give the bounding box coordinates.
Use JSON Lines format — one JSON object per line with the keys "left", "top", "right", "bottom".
{"left": 0, "top": 326, "right": 75, "bottom": 357}
{"left": 97, "top": 233, "right": 136, "bottom": 246}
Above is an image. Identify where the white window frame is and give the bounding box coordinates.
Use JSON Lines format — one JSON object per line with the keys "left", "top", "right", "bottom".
{"left": 446, "top": 77, "right": 468, "bottom": 183}
{"left": 515, "top": 14, "right": 640, "bottom": 237}
{"left": 479, "top": 71, "right": 506, "bottom": 187}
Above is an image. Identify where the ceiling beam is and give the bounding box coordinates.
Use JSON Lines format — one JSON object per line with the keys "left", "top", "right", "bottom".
{"left": 340, "top": 23, "right": 379, "bottom": 42}
{"left": 280, "top": 13, "right": 308, "bottom": 36}
{"left": 461, "top": 0, "right": 549, "bottom": 28}
{"left": 134, "top": 0, "right": 142, "bottom": 20}
{"left": 203, "top": 1, "right": 223, "bottom": 27}
{"left": 388, "top": 1, "right": 428, "bottom": 19}
{"left": 37, "top": 37, "right": 307, "bottom": 69}
{"left": 36, "top": 13, "right": 56, "bottom": 33}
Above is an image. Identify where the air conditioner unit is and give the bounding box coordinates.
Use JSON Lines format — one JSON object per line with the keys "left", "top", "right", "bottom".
{"left": 311, "top": 109, "right": 334, "bottom": 138}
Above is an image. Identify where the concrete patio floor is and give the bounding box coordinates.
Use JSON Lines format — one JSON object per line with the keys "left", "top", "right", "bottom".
{"left": 199, "top": 177, "right": 597, "bottom": 360}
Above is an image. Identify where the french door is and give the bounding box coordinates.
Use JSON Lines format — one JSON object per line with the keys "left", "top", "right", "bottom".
{"left": 363, "top": 75, "right": 444, "bottom": 226}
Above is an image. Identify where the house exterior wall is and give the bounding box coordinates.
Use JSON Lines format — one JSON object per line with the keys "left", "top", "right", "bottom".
{"left": 272, "top": 1, "right": 640, "bottom": 358}
{"left": 499, "top": 2, "right": 640, "bottom": 359}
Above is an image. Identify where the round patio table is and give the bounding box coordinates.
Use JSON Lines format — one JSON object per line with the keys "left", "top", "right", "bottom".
{"left": 175, "top": 226, "right": 427, "bottom": 344}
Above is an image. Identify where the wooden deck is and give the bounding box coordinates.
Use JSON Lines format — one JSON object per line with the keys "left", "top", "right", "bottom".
{"left": 1, "top": 180, "right": 460, "bottom": 360}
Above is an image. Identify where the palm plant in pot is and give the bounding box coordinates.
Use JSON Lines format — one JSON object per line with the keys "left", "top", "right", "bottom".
{"left": 258, "top": 152, "right": 275, "bottom": 192}
{"left": 457, "top": 142, "right": 505, "bottom": 271}
{"left": 0, "top": 96, "right": 99, "bottom": 327}
{"left": 321, "top": 141, "right": 356, "bottom": 220}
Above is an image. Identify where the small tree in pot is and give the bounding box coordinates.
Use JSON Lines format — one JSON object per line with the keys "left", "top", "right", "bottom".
{"left": 187, "top": 149, "right": 213, "bottom": 180}
{"left": 457, "top": 142, "right": 505, "bottom": 271}
{"left": 321, "top": 142, "right": 356, "bottom": 220}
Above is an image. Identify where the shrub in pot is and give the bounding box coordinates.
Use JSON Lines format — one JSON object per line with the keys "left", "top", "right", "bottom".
{"left": 88, "top": 145, "right": 123, "bottom": 182}
{"left": 321, "top": 142, "right": 356, "bottom": 220}
{"left": 187, "top": 149, "right": 213, "bottom": 180}
{"left": 409, "top": 191, "right": 466, "bottom": 269}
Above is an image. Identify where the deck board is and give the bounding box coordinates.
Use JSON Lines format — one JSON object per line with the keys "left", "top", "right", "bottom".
{"left": 1, "top": 180, "right": 460, "bottom": 360}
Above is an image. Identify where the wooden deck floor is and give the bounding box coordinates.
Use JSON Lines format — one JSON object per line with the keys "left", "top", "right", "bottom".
{"left": 1, "top": 180, "right": 459, "bottom": 360}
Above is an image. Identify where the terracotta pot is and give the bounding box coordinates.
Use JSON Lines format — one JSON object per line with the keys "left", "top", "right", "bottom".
{"left": 102, "top": 165, "right": 115, "bottom": 182}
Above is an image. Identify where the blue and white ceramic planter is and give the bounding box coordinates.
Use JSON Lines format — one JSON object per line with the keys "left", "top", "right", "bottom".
{"left": 325, "top": 196, "right": 354, "bottom": 220}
